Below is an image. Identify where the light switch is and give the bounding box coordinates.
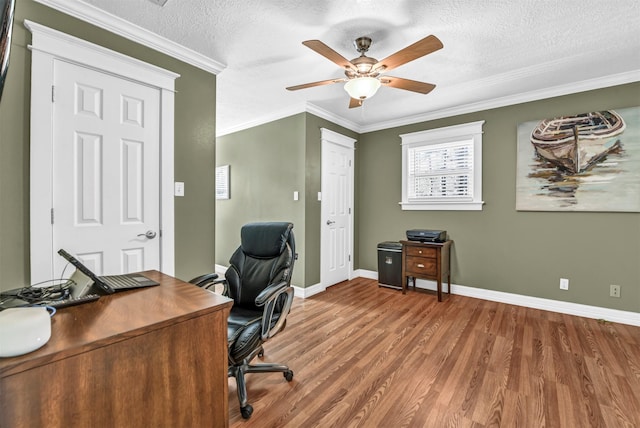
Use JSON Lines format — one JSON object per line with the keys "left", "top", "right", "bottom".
{"left": 174, "top": 182, "right": 185, "bottom": 197}
{"left": 293, "top": 191, "right": 299, "bottom": 201}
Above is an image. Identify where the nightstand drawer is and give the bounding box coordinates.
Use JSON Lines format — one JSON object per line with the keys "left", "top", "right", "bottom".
{"left": 405, "top": 246, "right": 437, "bottom": 258}
{"left": 405, "top": 256, "right": 437, "bottom": 276}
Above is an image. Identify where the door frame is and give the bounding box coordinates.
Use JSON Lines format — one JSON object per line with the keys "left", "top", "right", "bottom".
{"left": 26, "top": 20, "right": 180, "bottom": 283}
{"left": 320, "top": 128, "right": 356, "bottom": 288}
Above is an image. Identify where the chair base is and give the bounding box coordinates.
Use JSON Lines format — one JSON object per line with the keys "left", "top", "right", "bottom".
{"left": 229, "top": 356, "right": 294, "bottom": 419}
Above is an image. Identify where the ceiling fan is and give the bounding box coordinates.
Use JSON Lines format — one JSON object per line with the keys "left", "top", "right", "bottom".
{"left": 286, "top": 35, "right": 443, "bottom": 108}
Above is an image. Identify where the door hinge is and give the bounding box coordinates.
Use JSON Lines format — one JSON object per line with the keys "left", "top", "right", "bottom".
{"left": 348, "top": 255, "right": 351, "bottom": 262}
{"left": 50, "top": 208, "right": 54, "bottom": 224}
{"left": 349, "top": 160, "right": 352, "bottom": 167}
{"left": 51, "top": 85, "right": 55, "bottom": 103}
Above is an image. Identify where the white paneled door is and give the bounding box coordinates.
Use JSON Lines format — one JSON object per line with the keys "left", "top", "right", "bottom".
{"left": 320, "top": 129, "right": 355, "bottom": 287}
{"left": 52, "top": 60, "right": 161, "bottom": 275}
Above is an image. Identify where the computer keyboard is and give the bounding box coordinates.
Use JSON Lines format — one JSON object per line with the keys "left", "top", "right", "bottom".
{"left": 104, "top": 275, "right": 140, "bottom": 289}
{"left": 41, "top": 293, "right": 101, "bottom": 309}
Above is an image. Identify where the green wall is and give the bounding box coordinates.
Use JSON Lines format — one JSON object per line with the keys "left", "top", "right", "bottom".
{"left": 216, "top": 113, "right": 357, "bottom": 287}
{"left": 217, "top": 83, "right": 639, "bottom": 313}
{"left": 0, "top": 0, "right": 217, "bottom": 290}
{"left": 303, "top": 114, "right": 359, "bottom": 285}
{"left": 215, "top": 114, "right": 307, "bottom": 286}
{"left": 357, "top": 83, "right": 640, "bottom": 312}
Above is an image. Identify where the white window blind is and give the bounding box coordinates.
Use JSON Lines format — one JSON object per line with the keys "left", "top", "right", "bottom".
{"left": 408, "top": 140, "right": 473, "bottom": 200}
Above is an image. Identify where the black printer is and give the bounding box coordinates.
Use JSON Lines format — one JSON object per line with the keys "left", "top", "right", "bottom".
{"left": 406, "top": 229, "right": 447, "bottom": 243}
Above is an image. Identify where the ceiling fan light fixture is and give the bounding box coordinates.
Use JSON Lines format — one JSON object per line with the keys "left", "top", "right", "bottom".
{"left": 344, "top": 76, "right": 381, "bottom": 100}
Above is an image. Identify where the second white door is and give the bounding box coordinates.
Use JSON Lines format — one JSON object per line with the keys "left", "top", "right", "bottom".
{"left": 320, "top": 129, "right": 355, "bottom": 287}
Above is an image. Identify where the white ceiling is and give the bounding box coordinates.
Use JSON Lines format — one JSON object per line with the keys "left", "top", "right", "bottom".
{"left": 70, "top": 0, "right": 640, "bottom": 135}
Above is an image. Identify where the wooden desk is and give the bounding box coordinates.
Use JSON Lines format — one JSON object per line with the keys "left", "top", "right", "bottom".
{"left": 400, "top": 240, "right": 452, "bottom": 301}
{"left": 0, "top": 271, "right": 233, "bottom": 428}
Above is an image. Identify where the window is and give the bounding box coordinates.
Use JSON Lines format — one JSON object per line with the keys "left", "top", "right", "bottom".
{"left": 400, "top": 121, "right": 485, "bottom": 210}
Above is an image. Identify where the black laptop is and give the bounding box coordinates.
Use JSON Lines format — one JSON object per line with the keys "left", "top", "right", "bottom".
{"left": 58, "top": 249, "right": 159, "bottom": 295}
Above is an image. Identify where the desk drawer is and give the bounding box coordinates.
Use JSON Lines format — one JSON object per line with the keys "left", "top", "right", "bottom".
{"left": 405, "top": 246, "right": 437, "bottom": 258}
{"left": 405, "top": 256, "right": 437, "bottom": 276}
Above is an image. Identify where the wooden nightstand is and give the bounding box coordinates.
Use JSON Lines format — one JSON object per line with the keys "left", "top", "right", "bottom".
{"left": 400, "top": 240, "right": 452, "bottom": 301}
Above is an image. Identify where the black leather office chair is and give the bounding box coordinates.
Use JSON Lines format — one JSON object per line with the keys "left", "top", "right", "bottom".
{"left": 190, "top": 222, "right": 296, "bottom": 419}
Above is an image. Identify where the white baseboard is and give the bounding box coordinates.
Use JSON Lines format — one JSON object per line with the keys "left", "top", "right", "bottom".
{"left": 292, "top": 270, "right": 375, "bottom": 298}
{"left": 214, "top": 264, "right": 639, "bottom": 327}
{"left": 354, "top": 269, "right": 377, "bottom": 280}
{"left": 358, "top": 269, "right": 640, "bottom": 327}
{"left": 293, "top": 282, "right": 325, "bottom": 298}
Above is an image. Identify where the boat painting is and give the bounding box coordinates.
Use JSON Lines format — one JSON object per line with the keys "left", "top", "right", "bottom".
{"left": 516, "top": 106, "right": 640, "bottom": 212}
{"left": 530, "top": 110, "right": 625, "bottom": 174}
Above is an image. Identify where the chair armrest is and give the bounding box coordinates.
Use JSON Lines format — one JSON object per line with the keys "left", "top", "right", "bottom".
{"left": 189, "top": 273, "right": 219, "bottom": 286}
{"left": 255, "top": 280, "right": 288, "bottom": 306}
{"left": 189, "top": 273, "right": 228, "bottom": 295}
{"left": 255, "top": 282, "right": 294, "bottom": 341}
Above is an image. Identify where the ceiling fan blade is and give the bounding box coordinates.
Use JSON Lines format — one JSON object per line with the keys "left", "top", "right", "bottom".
{"left": 380, "top": 76, "right": 436, "bottom": 94}
{"left": 349, "top": 97, "right": 363, "bottom": 109}
{"left": 372, "top": 35, "right": 443, "bottom": 73}
{"left": 286, "top": 78, "right": 345, "bottom": 91}
{"left": 302, "top": 40, "right": 357, "bottom": 72}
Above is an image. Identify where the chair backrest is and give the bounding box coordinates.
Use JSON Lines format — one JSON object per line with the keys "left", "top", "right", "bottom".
{"left": 225, "top": 222, "right": 295, "bottom": 310}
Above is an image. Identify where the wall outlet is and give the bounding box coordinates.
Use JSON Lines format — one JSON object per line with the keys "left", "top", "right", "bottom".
{"left": 610, "top": 284, "right": 621, "bottom": 298}
{"left": 559, "top": 278, "right": 569, "bottom": 290}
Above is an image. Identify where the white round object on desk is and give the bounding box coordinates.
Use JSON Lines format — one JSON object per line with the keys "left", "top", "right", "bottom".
{"left": 0, "top": 307, "right": 52, "bottom": 357}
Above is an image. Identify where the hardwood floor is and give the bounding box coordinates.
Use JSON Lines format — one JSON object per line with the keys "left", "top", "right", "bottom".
{"left": 229, "top": 278, "right": 640, "bottom": 427}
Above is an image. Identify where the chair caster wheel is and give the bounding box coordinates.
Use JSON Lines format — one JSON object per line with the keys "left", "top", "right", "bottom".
{"left": 240, "top": 404, "right": 253, "bottom": 419}
{"left": 284, "top": 370, "right": 294, "bottom": 382}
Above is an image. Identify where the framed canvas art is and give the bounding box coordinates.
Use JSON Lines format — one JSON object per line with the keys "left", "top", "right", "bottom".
{"left": 516, "top": 106, "right": 640, "bottom": 212}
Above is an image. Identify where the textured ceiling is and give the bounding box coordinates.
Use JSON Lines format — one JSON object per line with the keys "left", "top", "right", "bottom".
{"left": 79, "top": 0, "right": 640, "bottom": 135}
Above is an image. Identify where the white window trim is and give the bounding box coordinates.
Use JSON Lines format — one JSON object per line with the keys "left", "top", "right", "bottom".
{"left": 400, "top": 120, "right": 485, "bottom": 211}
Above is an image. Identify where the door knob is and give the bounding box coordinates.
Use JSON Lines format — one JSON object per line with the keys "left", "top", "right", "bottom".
{"left": 137, "top": 230, "right": 157, "bottom": 239}
{"left": 326, "top": 220, "right": 335, "bottom": 225}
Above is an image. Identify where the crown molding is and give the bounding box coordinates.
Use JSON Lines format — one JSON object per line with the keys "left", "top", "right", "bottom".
{"left": 359, "top": 70, "right": 640, "bottom": 133}
{"left": 305, "top": 103, "right": 361, "bottom": 134}
{"left": 33, "top": 0, "right": 638, "bottom": 136}
{"left": 217, "top": 102, "right": 362, "bottom": 137}
{"left": 220, "top": 70, "right": 639, "bottom": 138}
{"left": 216, "top": 103, "right": 307, "bottom": 137}
{"left": 33, "top": 0, "right": 226, "bottom": 75}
